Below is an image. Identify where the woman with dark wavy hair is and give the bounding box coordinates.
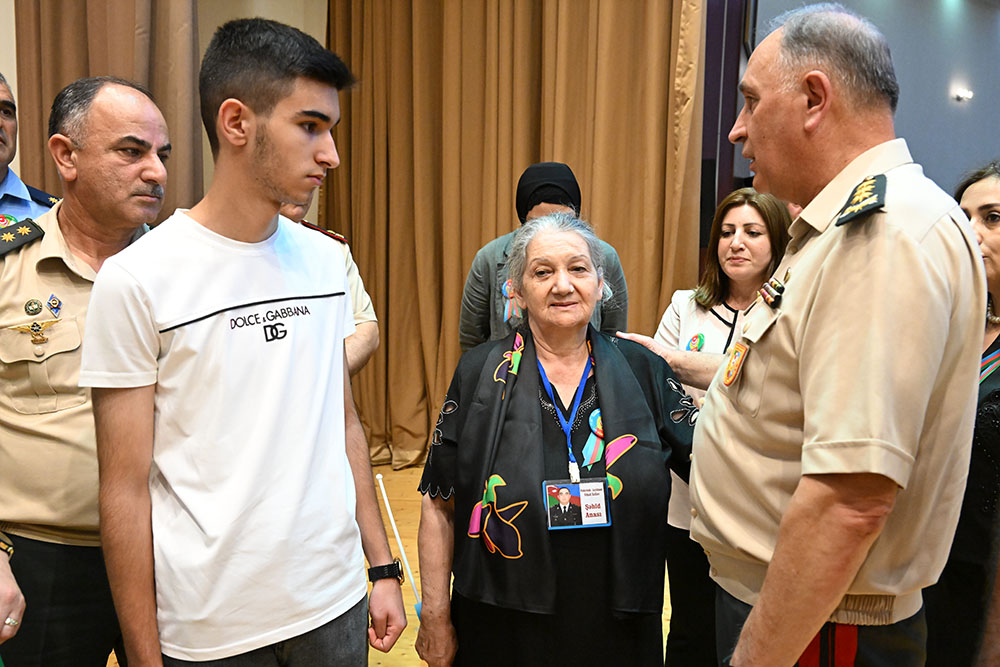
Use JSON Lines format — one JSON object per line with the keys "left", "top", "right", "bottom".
{"left": 649, "top": 187, "right": 790, "bottom": 666}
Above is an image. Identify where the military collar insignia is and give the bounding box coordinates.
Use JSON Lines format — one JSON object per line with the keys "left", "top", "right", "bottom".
{"left": 0, "top": 218, "right": 44, "bottom": 257}
{"left": 835, "top": 174, "right": 886, "bottom": 226}
{"left": 25, "top": 184, "right": 58, "bottom": 208}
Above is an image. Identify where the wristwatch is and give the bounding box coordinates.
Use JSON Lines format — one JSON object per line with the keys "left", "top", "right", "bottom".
{"left": 368, "top": 557, "right": 403, "bottom": 584}
{"left": 0, "top": 533, "right": 13, "bottom": 561}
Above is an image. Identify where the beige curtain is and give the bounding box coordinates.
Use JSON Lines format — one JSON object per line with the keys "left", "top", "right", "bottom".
{"left": 327, "top": 0, "right": 704, "bottom": 470}
{"left": 14, "top": 0, "right": 202, "bottom": 222}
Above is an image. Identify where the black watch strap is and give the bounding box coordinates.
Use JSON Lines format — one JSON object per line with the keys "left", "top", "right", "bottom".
{"left": 0, "top": 532, "right": 13, "bottom": 561}
{"left": 368, "top": 557, "right": 403, "bottom": 584}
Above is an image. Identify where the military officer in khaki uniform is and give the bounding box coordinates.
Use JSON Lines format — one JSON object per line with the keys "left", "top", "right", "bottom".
{"left": 688, "top": 5, "right": 984, "bottom": 665}
{"left": 279, "top": 192, "right": 379, "bottom": 377}
{"left": 0, "top": 76, "right": 170, "bottom": 665}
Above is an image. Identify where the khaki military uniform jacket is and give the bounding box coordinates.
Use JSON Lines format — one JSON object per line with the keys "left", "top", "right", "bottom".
{"left": 337, "top": 240, "right": 376, "bottom": 325}
{"left": 0, "top": 203, "right": 140, "bottom": 545}
{"left": 689, "top": 139, "right": 985, "bottom": 625}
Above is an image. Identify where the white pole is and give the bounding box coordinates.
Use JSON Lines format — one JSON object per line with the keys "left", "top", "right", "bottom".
{"left": 375, "top": 473, "right": 422, "bottom": 618}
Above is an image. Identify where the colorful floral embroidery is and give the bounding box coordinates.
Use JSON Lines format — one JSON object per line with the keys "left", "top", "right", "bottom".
{"left": 493, "top": 332, "right": 524, "bottom": 388}
{"left": 468, "top": 474, "right": 527, "bottom": 559}
{"left": 607, "top": 473, "right": 623, "bottom": 499}
{"left": 605, "top": 434, "right": 637, "bottom": 499}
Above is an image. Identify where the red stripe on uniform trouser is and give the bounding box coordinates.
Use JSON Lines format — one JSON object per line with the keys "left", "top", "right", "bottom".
{"left": 832, "top": 624, "right": 858, "bottom": 667}
{"left": 797, "top": 623, "right": 859, "bottom": 667}
{"left": 799, "top": 627, "right": 821, "bottom": 667}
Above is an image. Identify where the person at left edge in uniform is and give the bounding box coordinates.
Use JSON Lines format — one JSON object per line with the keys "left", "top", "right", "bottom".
{"left": 0, "top": 71, "right": 57, "bottom": 225}
{"left": 0, "top": 76, "right": 170, "bottom": 665}
{"left": 548, "top": 487, "right": 582, "bottom": 527}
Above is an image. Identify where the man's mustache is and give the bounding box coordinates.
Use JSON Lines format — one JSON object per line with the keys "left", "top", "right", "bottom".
{"left": 134, "top": 184, "right": 165, "bottom": 199}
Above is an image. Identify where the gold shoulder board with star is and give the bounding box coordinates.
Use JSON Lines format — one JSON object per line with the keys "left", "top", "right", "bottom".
{"left": 835, "top": 174, "right": 886, "bottom": 226}
{"left": 0, "top": 218, "right": 44, "bottom": 257}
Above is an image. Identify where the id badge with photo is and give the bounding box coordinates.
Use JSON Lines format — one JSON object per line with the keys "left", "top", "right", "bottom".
{"left": 542, "top": 478, "right": 611, "bottom": 531}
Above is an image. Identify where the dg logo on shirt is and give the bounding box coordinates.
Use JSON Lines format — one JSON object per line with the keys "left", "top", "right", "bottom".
{"left": 264, "top": 322, "right": 287, "bottom": 342}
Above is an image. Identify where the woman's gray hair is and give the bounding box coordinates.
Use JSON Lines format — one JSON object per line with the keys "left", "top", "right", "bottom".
{"left": 771, "top": 3, "right": 899, "bottom": 113}
{"left": 505, "top": 212, "right": 613, "bottom": 327}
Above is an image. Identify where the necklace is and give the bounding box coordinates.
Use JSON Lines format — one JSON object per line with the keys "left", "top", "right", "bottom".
{"left": 988, "top": 299, "right": 1000, "bottom": 326}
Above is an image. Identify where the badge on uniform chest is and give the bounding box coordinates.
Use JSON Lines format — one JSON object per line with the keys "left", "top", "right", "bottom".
{"left": 543, "top": 479, "right": 611, "bottom": 530}
{"left": 723, "top": 341, "right": 748, "bottom": 386}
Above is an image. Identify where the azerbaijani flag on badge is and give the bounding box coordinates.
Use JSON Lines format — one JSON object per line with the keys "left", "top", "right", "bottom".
{"left": 545, "top": 484, "right": 580, "bottom": 508}
{"left": 982, "top": 347, "right": 1000, "bottom": 384}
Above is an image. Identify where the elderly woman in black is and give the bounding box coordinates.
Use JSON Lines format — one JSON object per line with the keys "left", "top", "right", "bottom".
{"left": 415, "top": 213, "right": 694, "bottom": 666}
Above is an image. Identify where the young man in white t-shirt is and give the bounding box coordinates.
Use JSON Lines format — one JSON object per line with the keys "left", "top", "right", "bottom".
{"left": 79, "top": 18, "right": 405, "bottom": 665}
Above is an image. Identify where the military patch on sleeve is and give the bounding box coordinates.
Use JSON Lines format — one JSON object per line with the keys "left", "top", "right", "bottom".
{"left": 300, "top": 220, "right": 348, "bottom": 244}
{"left": 835, "top": 174, "right": 886, "bottom": 226}
{"left": 0, "top": 218, "right": 44, "bottom": 256}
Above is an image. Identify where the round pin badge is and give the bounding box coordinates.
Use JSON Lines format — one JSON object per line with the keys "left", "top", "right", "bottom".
{"left": 589, "top": 409, "right": 603, "bottom": 439}
{"left": 24, "top": 299, "right": 43, "bottom": 316}
{"left": 0, "top": 214, "right": 17, "bottom": 228}
{"left": 686, "top": 333, "right": 705, "bottom": 351}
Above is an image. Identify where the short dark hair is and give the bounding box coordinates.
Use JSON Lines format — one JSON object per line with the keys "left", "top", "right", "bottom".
{"left": 771, "top": 3, "right": 899, "bottom": 113}
{"left": 48, "top": 76, "right": 154, "bottom": 141}
{"left": 199, "top": 17, "right": 356, "bottom": 155}
{"left": 955, "top": 161, "right": 1000, "bottom": 203}
{"left": 694, "top": 187, "right": 792, "bottom": 309}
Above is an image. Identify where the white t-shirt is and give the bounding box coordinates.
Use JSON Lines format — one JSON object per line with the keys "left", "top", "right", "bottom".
{"left": 79, "top": 211, "right": 364, "bottom": 660}
{"left": 654, "top": 289, "right": 744, "bottom": 530}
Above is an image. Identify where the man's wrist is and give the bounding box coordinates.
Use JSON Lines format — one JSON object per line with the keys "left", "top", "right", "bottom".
{"left": 372, "top": 577, "right": 402, "bottom": 587}
{"left": 0, "top": 533, "right": 13, "bottom": 561}
{"left": 368, "top": 558, "right": 404, "bottom": 584}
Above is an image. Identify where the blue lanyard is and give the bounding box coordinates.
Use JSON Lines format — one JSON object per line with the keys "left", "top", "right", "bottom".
{"left": 537, "top": 355, "right": 592, "bottom": 468}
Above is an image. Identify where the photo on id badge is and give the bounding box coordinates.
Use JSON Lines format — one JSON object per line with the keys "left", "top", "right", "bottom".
{"left": 543, "top": 480, "right": 611, "bottom": 530}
